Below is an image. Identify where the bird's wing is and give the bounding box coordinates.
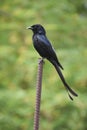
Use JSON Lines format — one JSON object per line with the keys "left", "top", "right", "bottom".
{"left": 36, "top": 34, "right": 57, "bottom": 57}
{"left": 36, "top": 34, "right": 63, "bottom": 69}
{"left": 36, "top": 34, "right": 52, "bottom": 47}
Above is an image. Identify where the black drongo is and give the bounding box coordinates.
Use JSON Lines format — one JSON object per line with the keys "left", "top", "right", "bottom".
{"left": 27, "top": 24, "right": 78, "bottom": 100}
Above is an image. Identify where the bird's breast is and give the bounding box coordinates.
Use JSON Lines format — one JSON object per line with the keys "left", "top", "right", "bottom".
{"left": 33, "top": 35, "right": 38, "bottom": 42}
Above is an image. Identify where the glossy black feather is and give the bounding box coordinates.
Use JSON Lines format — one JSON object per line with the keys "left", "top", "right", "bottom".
{"left": 27, "top": 24, "right": 78, "bottom": 100}
{"left": 33, "top": 34, "right": 63, "bottom": 69}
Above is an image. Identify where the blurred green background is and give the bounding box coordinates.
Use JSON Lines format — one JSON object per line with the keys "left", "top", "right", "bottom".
{"left": 0, "top": 0, "right": 87, "bottom": 130}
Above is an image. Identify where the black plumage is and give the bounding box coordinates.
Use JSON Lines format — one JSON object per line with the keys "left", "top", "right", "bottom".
{"left": 27, "top": 24, "right": 78, "bottom": 100}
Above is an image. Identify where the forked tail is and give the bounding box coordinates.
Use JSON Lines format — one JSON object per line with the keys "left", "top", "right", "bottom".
{"left": 50, "top": 60, "right": 78, "bottom": 100}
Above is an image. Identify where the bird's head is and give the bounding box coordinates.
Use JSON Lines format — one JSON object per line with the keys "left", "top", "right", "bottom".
{"left": 27, "top": 24, "right": 46, "bottom": 35}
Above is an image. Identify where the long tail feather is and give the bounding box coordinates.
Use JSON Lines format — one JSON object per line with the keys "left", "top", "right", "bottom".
{"left": 50, "top": 60, "right": 78, "bottom": 100}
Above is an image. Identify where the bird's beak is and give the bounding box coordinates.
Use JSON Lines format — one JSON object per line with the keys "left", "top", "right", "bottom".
{"left": 26, "top": 26, "right": 32, "bottom": 30}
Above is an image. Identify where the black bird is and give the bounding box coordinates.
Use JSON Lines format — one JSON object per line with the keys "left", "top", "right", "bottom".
{"left": 27, "top": 24, "right": 78, "bottom": 100}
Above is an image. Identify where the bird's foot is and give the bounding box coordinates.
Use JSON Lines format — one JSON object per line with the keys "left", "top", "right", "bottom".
{"left": 38, "top": 58, "right": 45, "bottom": 64}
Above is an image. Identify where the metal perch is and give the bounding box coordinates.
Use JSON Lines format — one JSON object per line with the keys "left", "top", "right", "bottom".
{"left": 33, "top": 58, "right": 44, "bottom": 130}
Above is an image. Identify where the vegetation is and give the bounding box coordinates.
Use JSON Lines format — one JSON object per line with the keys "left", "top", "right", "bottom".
{"left": 0, "top": 0, "right": 87, "bottom": 130}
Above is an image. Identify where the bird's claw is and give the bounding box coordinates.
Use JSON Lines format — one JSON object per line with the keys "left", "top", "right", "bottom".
{"left": 38, "top": 58, "right": 45, "bottom": 64}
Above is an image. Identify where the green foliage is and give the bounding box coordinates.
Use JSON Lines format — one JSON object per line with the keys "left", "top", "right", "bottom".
{"left": 0, "top": 0, "right": 87, "bottom": 130}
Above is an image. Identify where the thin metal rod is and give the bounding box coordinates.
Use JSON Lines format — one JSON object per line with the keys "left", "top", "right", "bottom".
{"left": 33, "top": 58, "right": 44, "bottom": 130}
